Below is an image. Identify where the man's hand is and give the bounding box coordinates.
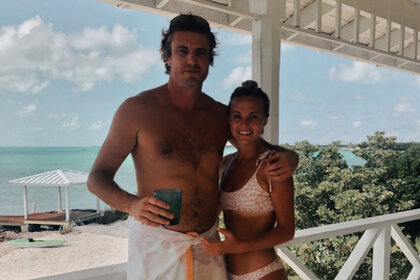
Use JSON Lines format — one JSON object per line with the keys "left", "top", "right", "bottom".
{"left": 200, "top": 228, "right": 243, "bottom": 256}
{"left": 129, "top": 196, "right": 173, "bottom": 226}
{"left": 262, "top": 150, "right": 298, "bottom": 182}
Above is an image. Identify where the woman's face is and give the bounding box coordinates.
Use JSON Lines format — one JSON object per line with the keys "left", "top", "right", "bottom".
{"left": 229, "top": 96, "right": 268, "bottom": 145}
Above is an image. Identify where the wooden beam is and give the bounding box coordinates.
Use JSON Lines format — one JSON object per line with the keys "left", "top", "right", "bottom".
{"left": 401, "top": 29, "right": 419, "bottom": 59}
{"left": 294, "top": 0, "right": 300, "bottom": 27}
{"left": 335, "top": 0, "right": 342, "bottom": 38}
{"left": 285, "top": 0, "right": 334, "bottom": 29}
{"left": 369, "top": 13, "right": 376, "bottom": 48}
{"left": 229, "top": 16, "right": 243, "bottom": 26}
{"left": 156, "top": 0, "right": 170, "bottom": 9}
{"left": 316, "top": 0, "right": 322, "bottom": 32}
{"left": 177, "top": 0, "right": 257, "bottom": 19}
{"left": 353, "top": 6, "right": 360, "bottom": 43}
{"left": 24, "top": 220, "right": 70, "bottom": 226}
{"left": 386, "top": 19, "right": 391, "bottom": 52}
{"left": 400, "top": 23, "right": 405, "bottom": 55}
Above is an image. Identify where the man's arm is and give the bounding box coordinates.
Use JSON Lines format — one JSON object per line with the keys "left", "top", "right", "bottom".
{"left": 87, "top": 98, "right": 172, "bottom": 226}
{"left": 261, "top": 138, "right": 299, "bottom": 182}
{"left": 227, "top": 132, "right": 298, "bottom": 182}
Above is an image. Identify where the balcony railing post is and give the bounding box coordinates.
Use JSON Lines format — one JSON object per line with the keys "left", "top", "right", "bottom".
{"left": 334, "top": 228, "right": 381, "bottom": 280}
{"left": 372, "top": 226, "right": 391, "bottom": 280}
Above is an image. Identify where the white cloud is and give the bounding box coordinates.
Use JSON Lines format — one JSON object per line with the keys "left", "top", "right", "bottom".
{"left": 392, "top": 102, "right": 416, "bottom": 117}
{"left": 233, "top": 50, "right": 252, "bottom": 64}
{"left": 352, "top": 120, "right": 361, "bottom": 128}
{"left": 300, "top": 119, "right": 315, "bottom": 128}
{"left": 0, "top": 16, "right": 160, "bottom": 93}
{"left": 90, "top": 120, "right": 104, "bottom": 131}
{"left": 415, "top": 76, "right": 420, "bottom": 87}
{"left": 33, "top": 81, "right": 50, "bottom": 94}
{"left": 404, "top": 132, "right": 419, "bottom": 142}
{"left": 17, "top": 104, "right": 37, "bottom": 116}
{"left": 329, "top": 61, "right": 383, "bottom": 84}
{"left": 29, "top": 126, "right": 44, "bottom": 132}
{"left": 290, "top": 91, "right": 308, "bottom": 101}
{"left": 61, "top": 115, "right": 80, "bottom": 131}
{"left": 281, "top": 43, "right": 295, "bottom": 52}
{"left": 354, "top": 94, "right": 364, "bottom": 101}
{"left": 48, "top": 113, "right": 68, "bottom": 119}
{"left": 222, "top": 66, "right": 252, "bottom": 89}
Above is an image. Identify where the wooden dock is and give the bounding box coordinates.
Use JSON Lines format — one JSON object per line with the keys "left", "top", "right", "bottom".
{"left": 0, "top": 210, "right": 102, "bottom": 228}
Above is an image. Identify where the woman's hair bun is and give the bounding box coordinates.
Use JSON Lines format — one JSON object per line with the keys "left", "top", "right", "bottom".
{"left": 241, "top": 80, "right": 258, "bottom": 90}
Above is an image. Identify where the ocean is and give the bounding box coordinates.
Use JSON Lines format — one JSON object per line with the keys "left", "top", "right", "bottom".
{"left": 0, "top": 146, "right": 365, "bottom": 215}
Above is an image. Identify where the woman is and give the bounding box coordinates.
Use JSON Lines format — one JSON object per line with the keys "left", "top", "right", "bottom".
{"left": 201, "top": 80, "right": 295, "bottom": 279}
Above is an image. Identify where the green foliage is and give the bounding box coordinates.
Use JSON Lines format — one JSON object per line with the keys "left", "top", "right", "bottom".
{"left": 289, "top": 131, "right": 419, "bottom": 279}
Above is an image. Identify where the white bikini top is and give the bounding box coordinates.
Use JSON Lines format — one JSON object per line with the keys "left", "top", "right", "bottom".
{"left": 219, "top": 150, "right": 274, "bottom": 213}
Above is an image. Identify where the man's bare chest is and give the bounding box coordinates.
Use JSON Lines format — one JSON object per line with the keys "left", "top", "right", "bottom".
{"left": 139, "top": 110, "right": 228, "bottom": 165}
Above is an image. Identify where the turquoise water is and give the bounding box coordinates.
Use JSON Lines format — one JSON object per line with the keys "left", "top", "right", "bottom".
{"left": 0, "top": 146, "right": 365, "bottom": 215}
{"left": 0, "top": 147, "right": 136, "bottom": 215}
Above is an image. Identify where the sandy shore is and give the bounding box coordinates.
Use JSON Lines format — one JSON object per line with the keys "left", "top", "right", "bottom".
{"left": 0, "top": 220, "right": 129, "bottom": 280}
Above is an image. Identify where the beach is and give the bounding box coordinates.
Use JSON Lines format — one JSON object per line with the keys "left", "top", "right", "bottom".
{"left": 0, "top": 220, "right": 128, "bottom": 280}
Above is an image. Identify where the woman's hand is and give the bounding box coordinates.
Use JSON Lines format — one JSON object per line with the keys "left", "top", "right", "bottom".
{"left": 200, "top": 228, "right": 243, "bottom": 256}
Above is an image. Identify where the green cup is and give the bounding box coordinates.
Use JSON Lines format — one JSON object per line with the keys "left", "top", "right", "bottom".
{"left": 153, "top": 189, "right": 183, "bottom": 225}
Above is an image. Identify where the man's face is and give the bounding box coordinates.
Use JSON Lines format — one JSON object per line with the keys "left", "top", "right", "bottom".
{"left": 166, "top": 31, "right": 210, "bottom": 89}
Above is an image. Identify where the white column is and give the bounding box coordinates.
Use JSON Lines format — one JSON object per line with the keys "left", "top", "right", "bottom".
{"left": 65, "top": 186, "right": 70, "bottom": 221}
{"left": 23, "top": 185, "right": 28, "bottom": 220}
{"left": 249, "top": 0, "right": 282, "bottom": 145}
{"left": 57, "top": 186, "right": 62, "bottom": 211}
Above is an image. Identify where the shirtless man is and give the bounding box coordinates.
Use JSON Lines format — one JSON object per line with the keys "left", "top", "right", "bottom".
{"left": 87, "top": 14, "right": 297, "bottom": 280}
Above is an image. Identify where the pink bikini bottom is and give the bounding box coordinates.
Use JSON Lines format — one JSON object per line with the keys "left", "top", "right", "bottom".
{"left": 228, "top": 257, "right": 284, "bottom": 280}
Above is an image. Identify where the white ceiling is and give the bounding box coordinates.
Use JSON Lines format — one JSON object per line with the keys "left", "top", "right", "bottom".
{"left": 99, "top": 0, "right": 420, "bottom": 75}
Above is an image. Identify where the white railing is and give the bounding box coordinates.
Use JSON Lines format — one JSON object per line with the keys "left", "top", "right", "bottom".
{"left": 32, "top": 262, "right": 127, "bottom": 280}
{"left": 32, "top": 209, "right": 420, "bottom": 280}
{"left": 276, "top": 208, "right": 420, "bottom": 280}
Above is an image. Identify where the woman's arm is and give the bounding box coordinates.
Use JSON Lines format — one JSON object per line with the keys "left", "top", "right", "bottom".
{"left": 201, "top": 177, "right": 295, "bottom": 255}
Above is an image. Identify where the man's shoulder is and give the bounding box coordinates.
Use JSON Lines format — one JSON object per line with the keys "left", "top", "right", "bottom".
{"left": 122, "top": 85, "right": 166, "bottom": 108}
{"left": 201, "top": 93, "right": 227, "bottom": 114}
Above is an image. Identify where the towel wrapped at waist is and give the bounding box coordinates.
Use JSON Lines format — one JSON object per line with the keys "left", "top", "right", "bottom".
{"left": 127, "top": 216, "right": 227, "bottom": 280}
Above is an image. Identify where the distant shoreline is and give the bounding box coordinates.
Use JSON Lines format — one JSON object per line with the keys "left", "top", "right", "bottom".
{"left": 1, "top": 141, "right": 418, "bottom": 150}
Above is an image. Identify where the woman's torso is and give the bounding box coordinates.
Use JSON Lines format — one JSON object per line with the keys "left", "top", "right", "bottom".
{"left": 219, "top": 150, "right": 278, "bottom": 274}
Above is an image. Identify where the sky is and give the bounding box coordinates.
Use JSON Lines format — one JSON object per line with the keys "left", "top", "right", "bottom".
{"left": 1, "top": 0, "right": 419, "bottom": 146}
